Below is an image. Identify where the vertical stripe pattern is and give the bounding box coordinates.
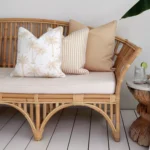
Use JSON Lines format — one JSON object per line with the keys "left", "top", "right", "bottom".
{"left": 62, "top": 28, "right": 89, "bottom": 74}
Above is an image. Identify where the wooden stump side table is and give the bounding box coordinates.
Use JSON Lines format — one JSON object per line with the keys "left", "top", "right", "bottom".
{"left": 127, "top": 81, "right": 150, "bottom": 147}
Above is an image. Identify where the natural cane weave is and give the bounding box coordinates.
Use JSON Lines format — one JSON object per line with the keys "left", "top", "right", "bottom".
{"left": 0, "top": 18, "right": 141, "bottom": 141}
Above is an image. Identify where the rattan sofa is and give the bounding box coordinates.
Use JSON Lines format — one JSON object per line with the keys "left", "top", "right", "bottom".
{"left": 0, "top": 18, "right": 141, "bottom": 141}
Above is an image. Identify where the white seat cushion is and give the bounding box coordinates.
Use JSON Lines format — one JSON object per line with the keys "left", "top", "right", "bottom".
{"left": 0, "top": 68, "right": 116, "bottom": 94}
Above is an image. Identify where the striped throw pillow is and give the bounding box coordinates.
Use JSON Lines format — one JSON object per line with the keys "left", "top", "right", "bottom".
{"left": 62, "top": 28, "right": 89, "bottom": 74}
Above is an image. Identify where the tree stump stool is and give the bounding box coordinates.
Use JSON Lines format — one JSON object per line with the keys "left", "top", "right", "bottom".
{"left": 127, "top": 81, "right": 150, "bottom": 147}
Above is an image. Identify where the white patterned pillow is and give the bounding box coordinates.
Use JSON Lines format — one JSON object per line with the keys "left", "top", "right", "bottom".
{"left": 11, "top": 27, "right": 65, "bottom": 77}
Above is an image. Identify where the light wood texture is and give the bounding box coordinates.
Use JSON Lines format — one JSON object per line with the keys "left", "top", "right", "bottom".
{"left": 0, "top": 18, "right": 68, "bottom": 68}
{"left": 0, "top": 107, "right": 146, "bottom": 150}
{"left": 127, "top": 86, "right": 150, "bottom": 146}
{"left": 0, "top": 18, "right": 142, "bottom": 141}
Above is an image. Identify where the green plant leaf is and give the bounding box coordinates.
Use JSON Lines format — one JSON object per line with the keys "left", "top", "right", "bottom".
{"left": 122, "top": 0, "right": 150, "bottom": 18}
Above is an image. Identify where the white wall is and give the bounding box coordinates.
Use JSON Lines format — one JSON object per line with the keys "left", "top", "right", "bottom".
{"left": 0, "top": 0, "right": 150, "bottom": 109}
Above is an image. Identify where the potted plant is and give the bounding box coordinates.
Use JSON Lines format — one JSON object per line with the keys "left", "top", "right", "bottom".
{"left": 122, "top": 0, "right": 150, "bottom": 18}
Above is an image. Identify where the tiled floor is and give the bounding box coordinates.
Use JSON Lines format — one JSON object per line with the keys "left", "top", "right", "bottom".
{"left": 0, "top": 107, "right": 148, "bottom": 150}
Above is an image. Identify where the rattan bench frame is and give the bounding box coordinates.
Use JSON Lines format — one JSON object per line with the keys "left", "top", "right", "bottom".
{"left": 0, "top": 18, "right": 141, "bottom": 141}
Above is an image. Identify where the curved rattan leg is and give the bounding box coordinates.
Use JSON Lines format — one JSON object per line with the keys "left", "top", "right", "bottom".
{"left": 40, "top": 103, "right": 118, "bottom": 142}
{"left": 33, "top": 130, "right": 43, "bottom": 141}
{"left": 0, "top": 103, "right": 40, "bottom": 140}
{"left": 112, "top": 102, "right": 120, "bottom": 142}
{"left": 33, "top": 104, "right": 43, "bottom": 141}
{"left": 1, "top": 102, "right": 119, "bottom": 142}
{"left": 1, "top": 103, "right": 36, "bottom": 129}
{"left": 88, "top": 104, "right": 120, "bottom": 142}
{"left": 40, "top": 104, "right": 72, "bottom": 134}
{"left": 112, "top": 130, "right": 120, "bottom": 142}
{"left": 84, "top": 104, "right": 117, "bottom": 136}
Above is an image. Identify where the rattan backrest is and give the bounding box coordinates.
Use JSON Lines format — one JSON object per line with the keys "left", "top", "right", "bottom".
{"left": 0, "top": 18, "right": 69, "bottom": 67}
{"left": 0, "top": 18, "right": 140, "bottom": 71}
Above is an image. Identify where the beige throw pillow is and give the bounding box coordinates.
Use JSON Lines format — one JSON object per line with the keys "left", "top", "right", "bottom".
{"left": 69, "top": 20, "right": 117, "bottom": 71}
{"left": 48, "top": 27, "right": 89, "bottom": 74}
{"left": 62, "top": 28, "right": 89, "bottom": 74}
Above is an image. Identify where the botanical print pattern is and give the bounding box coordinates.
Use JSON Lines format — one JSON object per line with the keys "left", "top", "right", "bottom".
{"left": 17, "top": 55, "right": 28, "bottom": 76}
{"left": 11, "top": 27, "right": 65, "bottom": 78}
{"left": 45, "top": 36, "right": 58, "bottom": 57}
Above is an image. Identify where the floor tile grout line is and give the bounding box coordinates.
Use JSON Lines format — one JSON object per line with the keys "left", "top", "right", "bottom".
{"left": 87, "top": 109, "right": 92, "bottom": 150}
{"left": 106, "top": 121, "right": 110, "bottom": 150}
{"left": 120, "top": 111, "right": 131, "bottom": 150}
{"left": 3, "top": 119, "right": 26, "bottom": 150}
{"left": 0, "top": 111, "right": 18, "bottom": 132}
{"left": 24, "top": 133, "right": 34, "bottom": 150}
{"left": 134, "top": 110, "right": 138, "bottom": 118}
{"left": 46, "top": 110, "right": 64, "bottom": 150}
{"left": 67, "top": 108, "right": 78, "bottom": 150}
{"left": 0, "top": 108, "right": 141, "bottom": 150}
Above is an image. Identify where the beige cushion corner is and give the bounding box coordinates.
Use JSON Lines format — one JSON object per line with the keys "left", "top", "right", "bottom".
{"left": 69, "top": 19, "right": 87, "bottom": 34}
{"left": 69, "top": 20, "right": 117, "bottom": 71}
